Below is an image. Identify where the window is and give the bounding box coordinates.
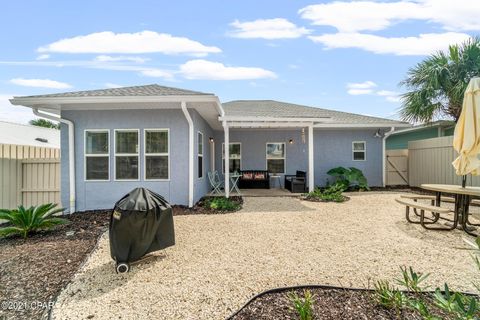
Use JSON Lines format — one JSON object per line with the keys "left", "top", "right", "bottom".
{"left": 115, "top": 130, "right": 139, "bottom": 180}
{"left": 222, "top": 143, "right": 241, "bottom": 173}
{"left": 266, "top": 143, "right": 286, "bottom": 174}
{"left": 352, "top": 141, "right": 366, "bottom": 161}
{"left": 197, "top": 131, "right": 203, "bottom": 178}
{"left": 144, "top": 129, "right": 169, "bottom": 180}
{"left": 85, "top": 130, "right": 109, "bottom": 181}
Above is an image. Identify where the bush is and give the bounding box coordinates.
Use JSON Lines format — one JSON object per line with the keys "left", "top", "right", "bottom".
{"left": 0, "top": 203, "right": 68, "bottom": 239}
{"left": 203, "top": 197, "right": 241, "bottom": 211}
{"left": 327, "top": 167, "right": 370, "bottom": 191}
{"left": 303, "top": 184, "right": 346, "bottom": 202}
{"left": 288, "top": 289, "right": 315, "bottom": 320}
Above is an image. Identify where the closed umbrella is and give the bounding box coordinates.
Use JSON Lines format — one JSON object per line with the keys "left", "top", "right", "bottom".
{"left": 452, "top": 77, "right": 480, "bottom": 187}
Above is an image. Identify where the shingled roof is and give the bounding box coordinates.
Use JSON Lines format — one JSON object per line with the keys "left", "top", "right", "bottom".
{"left": 223, "top": 100, "right": 406, "bottom": 125}
{"left": 16, "top": 84, "right": 213, "bottom": 98}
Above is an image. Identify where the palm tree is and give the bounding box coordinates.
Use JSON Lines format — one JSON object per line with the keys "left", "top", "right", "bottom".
{"left": 29, "top": 118, "right": 60, "bottom": 129}
{"left": 400, "top": 37, "right": 480, "bottom": 123}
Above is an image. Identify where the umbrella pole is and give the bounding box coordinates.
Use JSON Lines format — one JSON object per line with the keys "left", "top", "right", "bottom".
{"left": 462, "top": 175, "right": 467, "bottom": 188}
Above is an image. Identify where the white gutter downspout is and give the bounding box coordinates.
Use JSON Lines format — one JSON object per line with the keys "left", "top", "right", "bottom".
{"left": 33, "top": 108, "right": 75, "bottom": 214}
{"left": 181, "top": 102, "right": 194, "bottom": 207}
{"left": 382, "top": 127, "right": 395, "bottom": 187}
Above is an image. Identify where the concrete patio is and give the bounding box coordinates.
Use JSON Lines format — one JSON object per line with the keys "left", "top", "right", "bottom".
{"left": 51, "top": 192, "right": 480, "bottom": 319}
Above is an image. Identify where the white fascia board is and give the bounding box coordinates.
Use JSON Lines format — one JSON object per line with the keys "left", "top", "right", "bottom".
{"left": 10, "top": 94, "right": 220, "bottom": 107}
{"left": 387, "top": 122, "right": 453, "bottom": 135}
{"left": 314, "top": 123, "right": 411, "bottom": 128}
{"left": 228, "top": 121, "right": 314, "bottom": 128}
{"left": 220, "top": 116, "right": 332, "bottom": 122}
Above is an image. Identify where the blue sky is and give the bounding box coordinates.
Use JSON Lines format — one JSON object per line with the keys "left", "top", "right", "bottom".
{"left": 0, "top": 0, "right": 479, "bottom": 123}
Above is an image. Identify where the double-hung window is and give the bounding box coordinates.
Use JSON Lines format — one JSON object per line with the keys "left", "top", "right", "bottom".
{"left": 352, "top": 141, "right": 366, "bottom": 161}
{"left": 266, "top": 142, "right": 286, "bottom": 174}
{"left": 197, "top": 132, "right": 203, "bottom": 178}
{"left": 85, "top": 130, "right": 109, "bottom": 181}
{"left": 222, "top": 143, "right": 241, "bottom": 173}
{"left": 144, "top": 129, "right": 169, "bottom": 180}
{"left": 115, "top": 129, "right": 139, "bottom": 180}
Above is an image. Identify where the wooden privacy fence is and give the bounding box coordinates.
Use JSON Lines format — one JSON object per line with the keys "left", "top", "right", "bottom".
{"left": 385, "top": 149, "right": 409, "bottom": 186}
{"left": 408, "top": 136, "right": 480, "bottom": 187}
{"left": 0, "top": 144, "right": 60, "bottom": 210}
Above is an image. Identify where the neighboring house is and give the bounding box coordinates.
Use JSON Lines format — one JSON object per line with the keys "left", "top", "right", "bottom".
{"left": 0, "top": 120, "right": 60, "bottom": 148}
{"left": 386, "top": 120, "right": 455, "bottom": 150}
{"left": 10, "top": 84, "right": 409, "bottom": 212}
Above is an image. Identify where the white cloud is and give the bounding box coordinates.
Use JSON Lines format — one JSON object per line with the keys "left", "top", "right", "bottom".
{"left": 10, "top": 78, "right": 72, "bottom": 89}
{"left": 38, "top": 31, "right": 221, "bottom": 56}
{"left": 346, "top": 81, "right": 376, "bottom": 95}
{"left": 139, "top": 69, "right": 175, "bottom": 79}
{"left": 299, "top": 0, "right": 480, "bottom": 33}
{"left": 94, "top": 55, "right": 149, "bottom": 63}
{"left": 179, "top": 59, "right": 277, "bottom": 80}
{"left": 104, "top": 83, "right": 123, "bottom": 88}
{"left": 309, "top": 32, "right": 471, "bottom": 56}
{"left": 36, "top": 54, "right": 50, "bottom": 60}
{"left": 229, "top": 18, "right": 311, "bottom": 39}
{"left": 377, "top": 90, "right": 401, "bottom": 103}
{"left": 0, "top": 94, "right": 34, "bottom": 124}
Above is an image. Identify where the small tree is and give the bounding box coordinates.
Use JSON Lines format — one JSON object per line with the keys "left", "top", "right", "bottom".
{"left": 29, "top": 118, "right": 60, "bottom": 129}
{"left": 400, "top": 37, "right": 480, "bottom": 123}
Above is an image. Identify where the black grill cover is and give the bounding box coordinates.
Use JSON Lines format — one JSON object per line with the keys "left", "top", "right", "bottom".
{"left": 109, "top": 188, "right": 175, "bottom": 263}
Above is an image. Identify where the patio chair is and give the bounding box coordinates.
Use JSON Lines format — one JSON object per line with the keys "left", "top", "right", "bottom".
{"left": 285, "top": 170, "right": 307, "bottom": 193}
{"left": 208, "top": 171, "right": 224, "bottom": 195}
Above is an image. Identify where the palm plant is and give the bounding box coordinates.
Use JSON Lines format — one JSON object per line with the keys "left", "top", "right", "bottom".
{"left": 0, "top": 203, "right": 68, "bottom": 239}
{"left": 400, "top": 37, "right": 480, "bottom": 123}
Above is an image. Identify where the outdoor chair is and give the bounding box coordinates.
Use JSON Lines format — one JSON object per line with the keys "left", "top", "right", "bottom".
{"left": 285, "top": 170, "right": 307, "bottom": 193}
{"left": 208, "top": 171, "right": 224, "bottom": 195}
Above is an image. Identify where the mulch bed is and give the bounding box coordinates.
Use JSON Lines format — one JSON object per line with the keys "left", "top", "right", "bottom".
{"left": 0, "top": 210, "right": 110, "bottom": 320}
{"left": 173, "top": 196, "right": 243, "bottom": 215}
{"left": 230, "top": 286, "right": 450, "bottom": 320}
{"left": 0, "top": 198, "right": 242, "bottom": 320}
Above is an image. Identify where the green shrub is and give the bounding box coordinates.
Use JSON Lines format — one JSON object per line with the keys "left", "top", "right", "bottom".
{"left": 303, "top": 184, "right": 346, "bottom": 202}
{"left": 0, "top": 203, "right": 68, "bottom": 239}
{"left": 373, "top": 280, "right": 410, "bottom": 319}
{"left": 396, "top": 266, "right": 430, "bottom": 294}
{"left": 433, "top": 284, "right": 479, "bottom": 320}
{"left": 204, "top": 197, "right": 240, "bottom": 211}
{"left": 327, "top": 167, "right": 370, "bottom": 191}
{"left": 288, "top": 289, "right": 315, "bottom": 320}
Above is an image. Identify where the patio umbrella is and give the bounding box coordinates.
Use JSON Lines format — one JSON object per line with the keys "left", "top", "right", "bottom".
{"left": 452, "top": 77, "right": 480, "bottom": 187}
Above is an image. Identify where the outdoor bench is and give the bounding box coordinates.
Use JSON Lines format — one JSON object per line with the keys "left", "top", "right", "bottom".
{"left": 395, "top": 197, "right": 455, "bottom": 231}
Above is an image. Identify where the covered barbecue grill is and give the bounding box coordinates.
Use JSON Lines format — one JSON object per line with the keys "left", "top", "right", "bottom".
{"left": 109, "top": 187, "right": 175, "bottom": 273}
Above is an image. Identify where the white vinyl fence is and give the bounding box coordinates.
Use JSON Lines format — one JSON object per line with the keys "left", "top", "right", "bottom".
{"left": 0, "top": 144, "right": 60, "bottom": 210}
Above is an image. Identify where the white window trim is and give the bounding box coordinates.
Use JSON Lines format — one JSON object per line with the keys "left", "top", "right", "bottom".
{"left": 266, "top": 142, "right": 286, "bottom": 174}
{"left": 222, "top": 142, "right": 242, "bottom": 173}
{"left": 144, "top": 128, "right": 170, "bottom": 181}
{"left": 352, "top": 141, "right": 367, "bottom": 161}
{"left": 84, "top": 129, "right": 110, "bottom": 182}
{"left": 114, "top": 129, "right": 140, "bottom": 181}
{"left": 198, "top": 131, "right": 204, "bottom": 179}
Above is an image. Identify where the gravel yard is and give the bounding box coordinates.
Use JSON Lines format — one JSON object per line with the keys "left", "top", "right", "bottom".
{"left": 51, "top": 192, "right": 480, "bottom": 320}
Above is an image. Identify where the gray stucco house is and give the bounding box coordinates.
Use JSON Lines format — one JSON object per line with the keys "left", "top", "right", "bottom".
{"left": 10, "top": 84, "right": 409, "bottom": 212}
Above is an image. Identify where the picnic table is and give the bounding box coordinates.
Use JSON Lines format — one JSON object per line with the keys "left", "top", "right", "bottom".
{"left": 421, "top": 184, "right": 480, "bottom": 236}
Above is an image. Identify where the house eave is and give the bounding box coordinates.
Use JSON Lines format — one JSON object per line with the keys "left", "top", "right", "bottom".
{"left": 10, "top": 94, "right": 221, "bottom": 107}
